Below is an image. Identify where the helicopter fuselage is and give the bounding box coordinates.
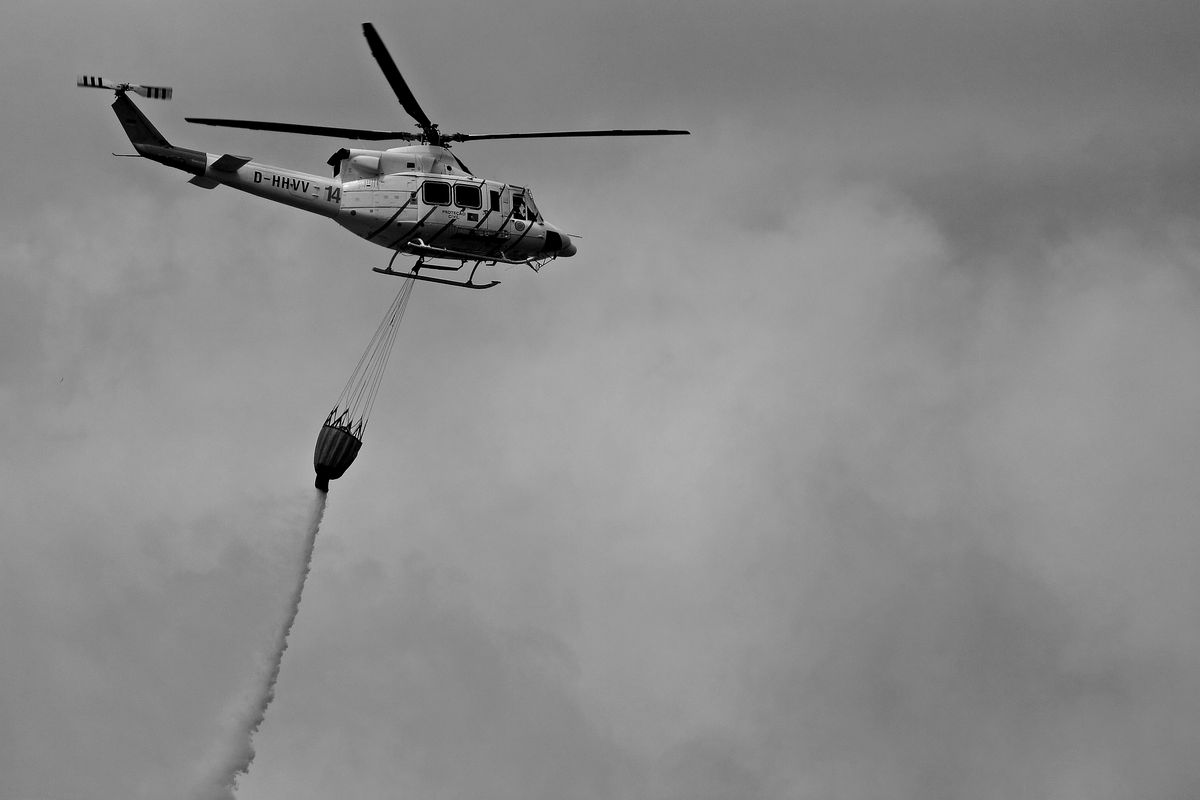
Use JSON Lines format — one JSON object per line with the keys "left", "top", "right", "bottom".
{"left": 194, "top": 144, "right": 575, "bottom": 263}
{"left": 85, "top": 21, "right": 689, "bottom": 287}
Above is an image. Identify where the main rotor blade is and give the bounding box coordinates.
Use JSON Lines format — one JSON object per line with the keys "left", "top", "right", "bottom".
{"left": 362, "top": 22, "right": 434, "bottom": 132}
{"left": 449, "top": 129, "right": 691, "bottom": 142}
{"left": 450, "top": 151, "right": 473, "bottom": 175}
{"left": 186, "top": 117, "right": 419, "bottom": 141}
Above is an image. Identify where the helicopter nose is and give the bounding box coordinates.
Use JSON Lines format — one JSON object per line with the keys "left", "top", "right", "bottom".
{"left": 559, "top": 233, "right": 577, "bottom": 257}
{"left": 543, "top": 227, "right": 577, "bottom": 257}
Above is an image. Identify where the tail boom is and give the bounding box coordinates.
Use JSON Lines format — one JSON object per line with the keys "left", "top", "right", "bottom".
{"left": 109, "top": 93, "right": 339, "bottom": 218}
{"left": 197, "top": 156, "right": 341, "bottom": 218}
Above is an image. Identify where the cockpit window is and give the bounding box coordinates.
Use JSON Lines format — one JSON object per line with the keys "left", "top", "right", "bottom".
{"left": 454, "top": 184, "right": 481, "bottom": 208}
{"left": 511, "top": 187, "right": 541, "bottom": 222}
{"left": 423, "top": 181, "right": 450, "bottom": 205}
{"left": 524, "top": 190, "right": 542, "bottom": 222}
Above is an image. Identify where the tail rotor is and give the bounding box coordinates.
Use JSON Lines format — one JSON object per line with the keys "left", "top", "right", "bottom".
{"left": 77, "top": 75, "right": 173, "bottom": 100}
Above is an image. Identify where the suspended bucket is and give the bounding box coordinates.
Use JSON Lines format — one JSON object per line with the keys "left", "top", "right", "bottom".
{"left": 314, "top": 419, "right": 363, "bottom": 492}
{"left": 312, "top": 276, "right": 416, "bottom": 492}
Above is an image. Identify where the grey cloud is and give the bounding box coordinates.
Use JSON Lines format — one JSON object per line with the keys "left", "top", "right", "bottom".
{"left": 235, "top": 555, "right": 636, "bottom": 800}
{"left": 0, "top": 495, "right": 320, "bottom": 800}
{"left": 7, "top": 2, "right": 1200, "bottom": 800}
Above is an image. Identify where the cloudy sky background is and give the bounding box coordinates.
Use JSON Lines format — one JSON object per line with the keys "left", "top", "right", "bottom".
{"left": 5, "top": 0, "right": 1200, "bottom": 798}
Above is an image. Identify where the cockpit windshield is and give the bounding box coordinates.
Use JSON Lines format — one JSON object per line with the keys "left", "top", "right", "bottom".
{"left": 523, "top": 190, "right": 541, "bottom": 222}
{"left": 511, "top": 187, "right": 542, "bottom": 222}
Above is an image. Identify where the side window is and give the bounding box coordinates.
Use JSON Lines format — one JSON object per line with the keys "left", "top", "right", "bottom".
{"left": 422, "top": 181, "right": 450, "bottom": 205}
{"left": 490, "top": 190, "right": 501, "bottom": 212}
{"left": 454, "top": 184, "right": 482, "bottom": 209}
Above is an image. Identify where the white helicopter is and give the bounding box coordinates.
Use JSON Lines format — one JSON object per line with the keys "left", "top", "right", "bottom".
{"left": 80, "top": 23, "right": 688, "bottom": 289}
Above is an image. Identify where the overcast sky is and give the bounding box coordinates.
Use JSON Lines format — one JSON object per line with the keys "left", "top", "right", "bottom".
{"left": 6, "top": 1, "right": 1200, "bottom": 798}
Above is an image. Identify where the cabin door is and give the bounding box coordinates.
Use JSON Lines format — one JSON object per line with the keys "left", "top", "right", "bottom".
{"left": 416, "top": 179, "right": 457, "bottom": 246}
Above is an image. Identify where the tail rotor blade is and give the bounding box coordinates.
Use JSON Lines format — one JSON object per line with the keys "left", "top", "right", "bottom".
{"left": 132, "top": 84, "right": 173, "bottom": 100}
{"left": 77, "top": 75, "right": 116, "bottom": 91}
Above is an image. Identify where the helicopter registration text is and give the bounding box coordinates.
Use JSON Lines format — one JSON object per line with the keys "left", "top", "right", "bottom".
{"left": 254, "top": 170, "right": 313, "bottom": 194}
{"left": 213, "top": 161, "right": 339, "bottom": 219}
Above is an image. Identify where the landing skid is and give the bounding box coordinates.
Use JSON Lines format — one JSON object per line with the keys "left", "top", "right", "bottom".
{"left": 372, "top": 254, "right": 499, "bottom": 290}
{"left": 373, "top": 266, "right": 499, "bottom": 289}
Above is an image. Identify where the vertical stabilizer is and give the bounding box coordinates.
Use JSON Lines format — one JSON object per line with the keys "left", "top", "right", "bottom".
{"left": 112, "top": 92, "right": 171, "bottom": 148}
{"left": 109, "top": 92, "right": 207, "bottom": 176}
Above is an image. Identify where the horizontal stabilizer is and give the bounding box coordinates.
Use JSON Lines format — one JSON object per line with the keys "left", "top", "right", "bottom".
{"left": 188, "top": 175, "right": 220, "bottom": 189}
{"left": 211, "top": 154, "right": 252, "bottom": 173}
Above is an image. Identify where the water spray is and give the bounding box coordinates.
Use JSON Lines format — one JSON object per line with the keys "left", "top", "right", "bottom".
{"left": 194, "top": 491, "right": 327, "bottom": 800}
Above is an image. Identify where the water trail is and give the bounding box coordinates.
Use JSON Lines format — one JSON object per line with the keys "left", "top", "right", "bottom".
{"left": 194, "top": 491, "right": 327, "bottom": 800}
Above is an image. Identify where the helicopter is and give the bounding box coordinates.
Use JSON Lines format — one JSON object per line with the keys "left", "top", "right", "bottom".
{"left": 79, "top": 23, "right": 689, "bottom": 289}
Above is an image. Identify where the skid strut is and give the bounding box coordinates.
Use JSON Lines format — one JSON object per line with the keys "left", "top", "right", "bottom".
{"left": 373, "top": 252, "right": 499, "bottom": 289}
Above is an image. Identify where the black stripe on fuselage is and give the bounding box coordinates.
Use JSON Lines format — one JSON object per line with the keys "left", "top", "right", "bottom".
{"left": 470, "top": 208, "right": 493, "bottom": 231}
{"left": 424, "top": 217, "right": 457, "bottom": 246}
{"left": 385, "top": 207, "right": 438, "bottom": 249}
{"left": 366, "top": 195, "right": 415, "bottom": 240}
{"left": 485, "top": 210, "right": 517, "bottom": 257}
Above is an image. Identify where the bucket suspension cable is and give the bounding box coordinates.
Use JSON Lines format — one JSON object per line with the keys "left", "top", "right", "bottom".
{"left": 330, "top": 276, "right": 417, "bottom": 435}
{"left": 314, "top": 277, "right": 416, "bottom": 492}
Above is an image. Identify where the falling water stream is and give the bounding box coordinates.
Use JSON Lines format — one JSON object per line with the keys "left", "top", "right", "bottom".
{"left": 194, "top": 491, "right": 327, "bottom": 800}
